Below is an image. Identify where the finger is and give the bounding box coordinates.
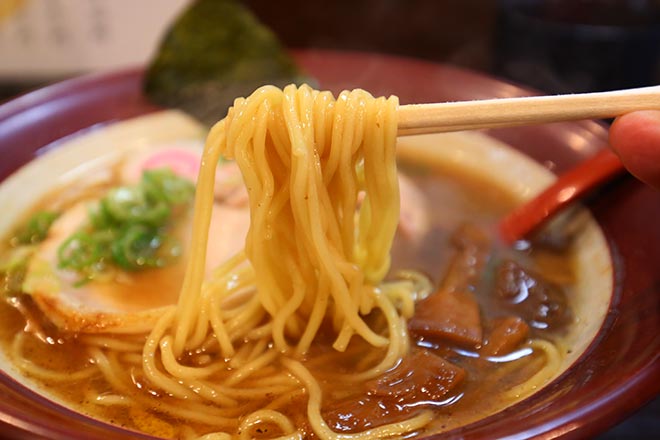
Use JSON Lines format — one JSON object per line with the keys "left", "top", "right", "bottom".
{"left": 609, "top": 111, "right": 660, "bottom": 189}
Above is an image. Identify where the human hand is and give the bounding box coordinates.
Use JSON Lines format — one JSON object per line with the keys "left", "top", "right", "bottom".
{"left": 609, "top": 111, "right": 660, "bottom": 189}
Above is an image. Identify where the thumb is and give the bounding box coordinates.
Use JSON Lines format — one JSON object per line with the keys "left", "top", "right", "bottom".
{"left": 609, "top": 111, "right": 660, "bottom": 190}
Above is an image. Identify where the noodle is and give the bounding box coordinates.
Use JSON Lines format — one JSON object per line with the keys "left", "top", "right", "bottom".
{"left": 282, "top": 358, "right": 434, "bottom": 440}
{"left": 11, "top": 333, "right": 97, "bottom": 382}
{"left": 237, "top": 409, "right": 299, "bottom": 440}
{"left": 503, "top": 339, "right": 562, "bottom": 400}
{"left": 134, "top": 84, "right": 412, "bottom": 438}
{"left": 139, "top": 84, "right": 407, "bottom": 437}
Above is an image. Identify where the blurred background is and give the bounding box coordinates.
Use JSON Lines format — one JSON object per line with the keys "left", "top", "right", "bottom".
{"left": 1, "top": 0, "right": 659, "bottom": 98}
{"left": 0, "top": 0, "right": 658, "bottom": 437}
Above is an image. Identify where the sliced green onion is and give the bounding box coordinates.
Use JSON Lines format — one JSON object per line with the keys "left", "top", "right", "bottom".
{"left": 57, "top": 232, "right": 103, "bottom": 271}
{"left": 102, "top": 187, "right": 171, "bottom": 226}
{"left": 142, "top": 168, "right": 195, "bottom": 205}
{"left": 89, "top": 202, "right": 115, "bottom": 229}
{"left": 55, "top": 167, "right": 194, "bottom": 283}
{"left": 14, "top": 211, "right": 59, "bottom": 244}
{"left": 111, "top": 225, "right": 161, "bottom": 270}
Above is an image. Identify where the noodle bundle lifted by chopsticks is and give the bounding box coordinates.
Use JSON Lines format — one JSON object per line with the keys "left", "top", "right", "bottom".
{"left": 169, "top": 84, "right": 402, "bottom": 355}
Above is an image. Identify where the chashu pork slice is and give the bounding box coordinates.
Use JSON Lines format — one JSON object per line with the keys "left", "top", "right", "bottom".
{"left": 23, "top": 200, "right": 249, "bottom": 334}
{"left": 22, "top": 144, "right": 251, "bottom": 335}
{"left": 23, "top": 142, "right": 249, "bottom": 333}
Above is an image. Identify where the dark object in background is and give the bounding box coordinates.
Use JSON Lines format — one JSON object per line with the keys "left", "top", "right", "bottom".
{"left": 495, "top": 0, "right": 660, "bottom": 93}
{"left": 243, "top": 0, "right": 497, "bottom": 72}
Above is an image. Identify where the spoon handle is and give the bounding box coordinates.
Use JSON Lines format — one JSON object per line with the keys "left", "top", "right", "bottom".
{"left": 498, "top": 148, "right": 626, "bottom": 244}
{"left": 397, "top": 85, "right": 660, "bottom": 135}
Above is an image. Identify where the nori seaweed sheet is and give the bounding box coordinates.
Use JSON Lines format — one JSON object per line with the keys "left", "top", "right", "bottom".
{"left": 144, "top": 0, "right": 310, "bottom": 125}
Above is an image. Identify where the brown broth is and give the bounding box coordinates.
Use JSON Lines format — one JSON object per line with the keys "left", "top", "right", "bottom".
{"left": 0, "top": 159, "right": 576, "bottom": 439}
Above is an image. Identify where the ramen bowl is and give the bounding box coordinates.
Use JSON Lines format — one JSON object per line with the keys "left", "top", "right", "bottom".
{"left": 0, "top": 50, "right": 657, "bottom": 439}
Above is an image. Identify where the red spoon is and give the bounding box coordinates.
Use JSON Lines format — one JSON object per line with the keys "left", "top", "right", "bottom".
{"left": 498, "top": 148, "right": 626, "bottom": 244}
